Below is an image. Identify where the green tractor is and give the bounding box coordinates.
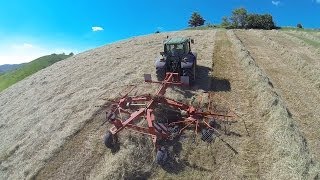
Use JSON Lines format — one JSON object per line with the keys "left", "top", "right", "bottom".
{"left": 155, "top": 37, "right": 197, "bottom": 84}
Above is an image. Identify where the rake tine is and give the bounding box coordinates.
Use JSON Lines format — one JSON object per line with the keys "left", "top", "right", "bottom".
{"left": 219, "top": 137, "right": 238, "bottom": 154}
{"left": 118, "top": 108, "right": 122, "bottom": 120}
{"left": 203, "top": 120, "right": 238, "bottom": 154}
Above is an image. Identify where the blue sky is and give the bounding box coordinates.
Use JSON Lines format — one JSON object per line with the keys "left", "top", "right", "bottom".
{"left": 0, "top": 0, "right": 319, "bottom": 65}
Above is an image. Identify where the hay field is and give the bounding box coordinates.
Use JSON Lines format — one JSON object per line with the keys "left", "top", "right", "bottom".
{"left": 0, "top": 29, "right": 319, "bottom": 179}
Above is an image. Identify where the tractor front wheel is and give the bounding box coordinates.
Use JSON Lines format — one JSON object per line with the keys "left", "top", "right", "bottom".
{"left": 156, "top": 67, "right": 166, "bottom": 81}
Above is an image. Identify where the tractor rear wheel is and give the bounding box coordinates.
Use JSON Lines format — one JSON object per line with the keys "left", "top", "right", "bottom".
{"left": 156, "top": 67, "right": 166, "bottom": 81}
{"left": 104, "top": 131, "right": 115, "bottom": 148}
{"left": 182, "top": 67, "right": 195, "bottom": 85}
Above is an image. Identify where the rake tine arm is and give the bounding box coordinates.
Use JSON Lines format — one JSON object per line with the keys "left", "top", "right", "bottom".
{"left": 208, "top": 92, "right": 249, "bottom": 136}
{"left": 161, "top": 97, "right": 190, "bottom": 109}
{"left": 111, "top": 108, "right": 145, "bottom": 134}
{"left": 204, "top": 115, "right": 238, "bottom": 123}
{"left": 179, "top": 120, "right": 195, "bottom": 134}
{"left": 199, "top": 112, "right": 234, "bottom": 118}
{"left": 203, "top": 120, "right": 238, "bottom": 154}
{"left": 231, "top": 112, "right": 250, "bottom": 137}
{"left": 118, "top": 108, "right": 123, "bottom": 120}
{"left": 219, "top": 138, "right": 238, "bottom": 154}
{"left": 168, "top": 119, "right": 194, "bottom": 126}
{"left": 100, "top": 105, "right": 120, "bottom": 126}
{"left": 131, "top": 96, "right": 152, "bottom": 102}
{"left": 122, "top": 85, "right": 137, "bottom": 98}
{"left": 119, "top": 108, "right": 132, "bottom": 115}
{"left": 126, "top": 124, "right": 167, "bottom": 138}
{"left": 100, "top": 117, "right": 111, "bottom": 126}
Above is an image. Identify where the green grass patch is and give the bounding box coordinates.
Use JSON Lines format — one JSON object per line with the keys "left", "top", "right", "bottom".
{"left": 0, "top": 53, "right": 72, "bottom": 92}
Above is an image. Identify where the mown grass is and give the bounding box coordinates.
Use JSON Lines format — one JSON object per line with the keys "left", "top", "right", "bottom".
{"left": 286, "top": 32, "right": 320, "bottom": 48}
{"left": 280, "top": 27, "right": 320, "bottom": 32}
{"left": 0, "top": 53, "right": 72, "bottom": 92}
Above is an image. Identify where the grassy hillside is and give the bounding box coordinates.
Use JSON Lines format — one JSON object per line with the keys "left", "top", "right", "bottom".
{"left": 0, "top": 53, "right": 72, "bottom": 92}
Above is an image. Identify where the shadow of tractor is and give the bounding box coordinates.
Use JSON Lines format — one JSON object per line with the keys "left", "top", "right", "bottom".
{"left": 173, "top": 65, "right": 231, "bottom": 98}
{"left": 211, "top": 77, "right": 231, "bottom": 92}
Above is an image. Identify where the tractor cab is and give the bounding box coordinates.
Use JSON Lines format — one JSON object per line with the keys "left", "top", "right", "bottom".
{"left": 155, "top": 37, "right": 197, "bottom": 84}
{"left": 163, "top": 37, "right": 190, "bottom": 57}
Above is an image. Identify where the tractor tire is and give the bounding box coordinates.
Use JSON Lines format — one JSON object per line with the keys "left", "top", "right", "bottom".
{"left": 156, "top": 147, "right": 168, "bottom": 165}
{"left": 156, "top": 67, "right": 166, "bottom": 81}
{"left": 182, "top": 67, "right": 195, "bottom": 85}
{"left": 104, "top": 131, "right": 115, "bottom": 148}
{"left": 192, "top": 52, "right": 197, "bottom": 59}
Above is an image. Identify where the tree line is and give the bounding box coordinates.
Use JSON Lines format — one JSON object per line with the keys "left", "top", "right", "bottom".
{"left": 188, "top": 7, "right": 276, "bottom": 30}
{"left": 222, "top": 8, "right": 275, "bottom": 29}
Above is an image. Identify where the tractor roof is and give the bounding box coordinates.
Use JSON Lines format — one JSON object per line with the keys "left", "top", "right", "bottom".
{"left": 164, "top": 37, "right": 189, "bottom": 45}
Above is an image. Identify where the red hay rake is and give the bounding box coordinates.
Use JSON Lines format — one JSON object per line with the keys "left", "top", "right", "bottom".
{"left": 102, "top": 73, "right": 238, "bottom": 165}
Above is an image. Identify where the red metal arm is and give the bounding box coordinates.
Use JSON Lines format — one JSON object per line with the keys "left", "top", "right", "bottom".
{"left": 110, "top": 108, "right": 145, "bottom": 134}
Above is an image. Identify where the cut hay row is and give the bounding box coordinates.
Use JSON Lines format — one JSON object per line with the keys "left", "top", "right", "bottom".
{"left": 281, "top": 31, "right": 320, "bottom": 55}
{"left": 227, "top": 30, "right": 319, "bottom": 179}
{"left": 252, "top": 30, "right": 320, "bottom": 89}
{"left": 285, "top": 30, "right": 320, "bottom": 46}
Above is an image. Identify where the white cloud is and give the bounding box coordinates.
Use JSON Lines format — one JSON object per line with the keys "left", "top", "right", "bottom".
{"left": 272, "top": 1, "right": 280, "bottom": 6}
{"left": 12, "top": 43, "right": 34, "bottom": 50}
{"left": 92, "top": 26, "right": 104, "bottom": 32}
{"left": 156, "top": 27, "right": 164, "bottom": 31}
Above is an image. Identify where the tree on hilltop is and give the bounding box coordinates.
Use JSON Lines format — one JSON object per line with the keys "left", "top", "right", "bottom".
{"left": 221, "top": 16, "right": 231, "bottom": 27}
{"left": 188, "top": 12, "right": 205, "bottom": 27}
{"left": 230, "top": 8, "right": 248, "bottom": 28}
{"left": 246, "top": 14, "right": 275, "bottom": 29}
{"left": 222, "top": 7, "right": 276, "bottom": 29}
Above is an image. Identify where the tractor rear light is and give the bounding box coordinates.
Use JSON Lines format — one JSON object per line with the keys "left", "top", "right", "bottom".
{"left": 144, "top": 74, "right": 152, "bottom": 82}
{"left": 181, "top": 76, "right": 189, "bottom": 85}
